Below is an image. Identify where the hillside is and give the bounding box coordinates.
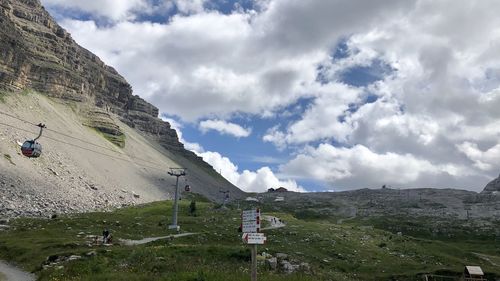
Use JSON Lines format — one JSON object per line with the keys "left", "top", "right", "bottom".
{"left": 0, "top": 198, "right": 499, "bottom": 281}
{"left": 0, "top": 0, "right": 245, "bottom": 217}
{"left": 0, "top": 91, "right": 244, "bottom": 218}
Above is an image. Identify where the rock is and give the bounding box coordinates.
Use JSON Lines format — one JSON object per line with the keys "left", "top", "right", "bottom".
{"left": 483, "top": 174, "right": 500, "bottom": 193}
{"left": 280, "top": 260, "right": 296, "bottom": 274}
{"left": 0, "top": 218, "right": 9, "bottom": 224}
{"left": 299, "top": 262, "right": 311, "bottom": 272}
{"left": 48, "top": 168, "right": 59, "bottom": 176}
{"left": 86, "top": 251, "right": 97, "bottom": 257}
{"left": 68, "top": 255, "right": 81, "bottom": 261}
{"left": 133, "top": 193, "right": 140, "bottom": 199}
{"left": 0, "top": 224, "right": 10, "bottom": 230}
{"left": 276, "top": 253, "right": 288, "bottom": 260}
{"left": 265, "top": 257, "right": 278, "bottom": 270}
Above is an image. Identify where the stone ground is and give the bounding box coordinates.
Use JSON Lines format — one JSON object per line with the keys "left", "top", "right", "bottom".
{"left": 0, "top": 94, "right": 180, "bottom": 218}
{"left": 0, "top": 260, "right": 34, "bottom": 281}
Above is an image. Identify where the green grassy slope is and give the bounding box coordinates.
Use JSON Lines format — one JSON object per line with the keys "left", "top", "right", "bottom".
{"left": 0, "top": 196, "right": 499, "bottom": 281}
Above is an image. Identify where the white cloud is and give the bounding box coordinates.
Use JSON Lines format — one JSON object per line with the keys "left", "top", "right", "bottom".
{"left": 51, "top": 0, "right": 412, "bottom": 121}
{"left": 198, "top": 151, "right": 305, "bottom": 193}
{"left": 173, "top": 0, "right": 207, "bottom": 14}
{"left": 199, "top": 120, "right": 251, "bottom": 138}
{"left": 280, "top": 143, "right": 479, "bottom": 190}
{"left": 457, "top": 142, "right": 500, "bottom": 171}
{"left": 40, "top": 0, "right": 500, "bottom": 190}
{"left": 263, "top": 83, "right": 363, "bottom": 146}
{"left": 42, "top": 0, "right": 149, "bottom": 21}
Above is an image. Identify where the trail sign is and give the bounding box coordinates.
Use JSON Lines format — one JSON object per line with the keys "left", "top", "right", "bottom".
{"left": 242, "top": 233, "right": 266, "bottom": 245}
{"left": 242, "top": 220, "right": 260, "bottom": 233}
{"left": 242, "top": 209, "right": 260, "bottom": 221}
{"left": 241, "top": 209, "right": 260, "bottom": 233}
{"left": 240, "top": 208, "right": 263, "bottom": 281}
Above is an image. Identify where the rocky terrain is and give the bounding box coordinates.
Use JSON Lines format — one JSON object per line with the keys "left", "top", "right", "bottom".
{"left": 0, "top": 0, "right": 245, "bottom": 218}
{"left": 483, "top": 174, "right": 500, "bottom": 194}
{"left": 0, "top": 0, "right": 212, "bottom": 164}
{"left": 261, "top": 185, "right": 500, "bottom": 222}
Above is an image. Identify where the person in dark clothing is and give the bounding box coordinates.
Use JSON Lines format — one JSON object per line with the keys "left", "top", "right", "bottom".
{"left": 102, "top": 229, "right": 110, "bottom": 244}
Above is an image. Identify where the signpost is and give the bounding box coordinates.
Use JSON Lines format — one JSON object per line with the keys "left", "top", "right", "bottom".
{"left": 241, "top": 208, "right": 266, "bottom": 281}
{"left": 242, "top": 233, "right": 267, "bottom": 244}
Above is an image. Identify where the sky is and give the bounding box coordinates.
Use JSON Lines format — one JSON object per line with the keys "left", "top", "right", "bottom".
{"left": 39, "top": 0, "right": 500, "bottom": 193}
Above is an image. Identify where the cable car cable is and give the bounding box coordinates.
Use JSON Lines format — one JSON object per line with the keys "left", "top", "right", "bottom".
{"left": 0, "top": 122, "right": 164, "bottom": 171}
{"left": 0, "top": 111, "right": 169, "bottom": 167}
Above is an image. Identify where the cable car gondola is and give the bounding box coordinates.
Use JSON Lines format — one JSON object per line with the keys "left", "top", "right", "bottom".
{"left": 21, "top": 123, "right": 45, "bottom": 158}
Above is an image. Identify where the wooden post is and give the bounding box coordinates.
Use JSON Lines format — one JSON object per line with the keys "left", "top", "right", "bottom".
{"left": 251, "top": 244, "right": 257, "bottom": 281}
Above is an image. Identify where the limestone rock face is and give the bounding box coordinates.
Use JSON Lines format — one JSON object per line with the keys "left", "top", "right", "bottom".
{"left": 0, "top": 0, "right": 209, "bottom": 164}
{"left": 483, "top": 174, "right": 500, "bottom": 193}
{"left": 0, "top": 0, "right": 233, "bottom": 201}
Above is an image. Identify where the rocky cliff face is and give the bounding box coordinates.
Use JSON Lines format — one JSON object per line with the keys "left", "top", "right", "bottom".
{"left": 0, "top": 0, "right": 212, "bottom": 169}
{"left": 483, "top": 174, "right": 500, "bottom": 193}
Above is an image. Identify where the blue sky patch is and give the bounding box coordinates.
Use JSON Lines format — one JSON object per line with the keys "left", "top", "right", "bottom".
{"left": 339, "top": 59, "right": 393, "bottom": 87}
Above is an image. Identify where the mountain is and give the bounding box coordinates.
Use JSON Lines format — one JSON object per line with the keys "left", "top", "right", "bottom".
{"left": 483, "top": 173, "right": 500, "bottom": 193}
{"left": 0, "top": 0, "right": 245, "bottom": 218}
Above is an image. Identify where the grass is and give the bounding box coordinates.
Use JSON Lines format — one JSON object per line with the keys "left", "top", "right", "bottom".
{"left": 0, "top": 272, "right": 6, "bottom": 281}
{"left": 88, "top": 127, "right": 126, "bottom": 148}
{"left": 0, "top": 91, "right": 8, "bottom": 103}
{"left": 100, "top": 131, "right": 126, "bottom": 148}
{"left": 0, "top": 198, "right": 499, "bottom": 281}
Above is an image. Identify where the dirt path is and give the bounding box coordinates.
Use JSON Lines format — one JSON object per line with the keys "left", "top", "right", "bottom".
{"left": 261, "top": 215, "right": 285, "bottom": 230}
{"left": 336, "top": 215, "right": 356, "bottom": 224}
{"left": 119, "top": 232, "right": 197, "bottom": 246}
{"left": 0, "top": 260, "right": 35, "bottom": 281}
{"left": 472, "top": 252, "right": 500, "bottom": 266}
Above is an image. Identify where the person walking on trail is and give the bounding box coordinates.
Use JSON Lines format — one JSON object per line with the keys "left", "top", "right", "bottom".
{"left": 102, "top": 229, "right": 110, "bottom": 244}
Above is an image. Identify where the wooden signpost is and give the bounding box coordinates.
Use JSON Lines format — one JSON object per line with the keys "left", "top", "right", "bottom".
{"left": 241, "top": 208, "right": 266, "bottom": 281}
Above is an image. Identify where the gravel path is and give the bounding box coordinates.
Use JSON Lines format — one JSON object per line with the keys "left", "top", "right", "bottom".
{"left": 261, "top": 215, "right": 286, "bottom": 230}
{"left": 0, "top": 261, "right": 34, "bottom": 281}
{"left": 119, "top": 232, "right": 197, "bottom": 246}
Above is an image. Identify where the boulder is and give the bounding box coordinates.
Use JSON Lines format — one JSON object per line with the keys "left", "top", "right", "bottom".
{"left": 265, "top": 257, "right": 277, "bottom": 270}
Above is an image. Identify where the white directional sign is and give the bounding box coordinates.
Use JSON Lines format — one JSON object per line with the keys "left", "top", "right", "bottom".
{"left": 241, "top": 209, "right": 260, "bottom": 233}
{"left": 242, "top": 220, "right": 260, "bottom": 233}
{"left": 242, "top": 233, "right": 267, "bottom": 244}
{"left": 242, "top": 209, "right": 260, "bottom": 221}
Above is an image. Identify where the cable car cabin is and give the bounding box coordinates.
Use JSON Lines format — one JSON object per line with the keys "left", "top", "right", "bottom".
{"left": 184, "top": 185, "right": 191, "bottom": 192}
{"left": 21, "top": 141, "right": 42, "bottom": 158}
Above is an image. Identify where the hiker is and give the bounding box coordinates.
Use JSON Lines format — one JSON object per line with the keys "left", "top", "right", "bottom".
{"left": 102, "top": 229, "right": 110, "bottom": 244}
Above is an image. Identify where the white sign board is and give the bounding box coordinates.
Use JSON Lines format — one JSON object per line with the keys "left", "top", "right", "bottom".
{"left": 242, "top": 209, "right": 260, "bottom": 220}
{"left": 241, "top": 209, "right": 260, "bottom": 233}
{"left": 242, "top": 220, "right": 260, "bottom": 233}
{"left": 242, "top": 233, "right": 266, "bottom": 244}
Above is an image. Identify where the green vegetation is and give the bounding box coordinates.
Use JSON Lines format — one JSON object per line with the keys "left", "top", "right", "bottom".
{"left": 101, "top": 132, "right": 126, "bottom": 148}
{"left": 89, "top": 128, "right": 126, "bottom": 148}
{"left": 0, "top": 198, "right": 499, "bottom": 281}
{"left": 0, "top": 272, "right": 6, "bottom": 281}
{"left": 0, "top": 90, "right": 8, "bottom": 103}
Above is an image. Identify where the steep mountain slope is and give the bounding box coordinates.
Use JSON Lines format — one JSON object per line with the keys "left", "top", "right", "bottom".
{"left": 483, "top": 174, "right": 500, "bottom": 194}
{"left": 0, "top": 0, "right": 245, "bottom": 217}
